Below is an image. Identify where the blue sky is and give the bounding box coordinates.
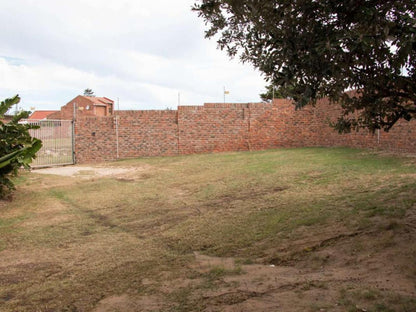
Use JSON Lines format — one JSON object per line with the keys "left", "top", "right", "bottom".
{"left": 0, "top": 0, "right": 266, "bottom": 112}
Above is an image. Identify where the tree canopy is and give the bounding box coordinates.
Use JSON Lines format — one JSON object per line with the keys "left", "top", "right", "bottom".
{"left": 83, "top": 88, "right": 95, "bottom": 97}
{"left": 193, "top": 0, "right": 416, "bottom": 132}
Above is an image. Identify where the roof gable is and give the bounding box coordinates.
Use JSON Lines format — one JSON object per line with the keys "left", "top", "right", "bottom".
{"left": 82, "top": 96, "right": 114, "bottom": 105}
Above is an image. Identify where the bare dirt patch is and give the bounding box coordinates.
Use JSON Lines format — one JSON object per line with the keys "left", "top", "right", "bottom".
{"left": 33, "top": 166, "right": 133, "bottom": 178}
{"left": 93, "top": 294, "right": 164, "bottom": 312}
{"left": 91, "top": 214, "right": 416, "bottom": 312}
{"left": 92, "top": 223, "right": 416, "bottom": 312}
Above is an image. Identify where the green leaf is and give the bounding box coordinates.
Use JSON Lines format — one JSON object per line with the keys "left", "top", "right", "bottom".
{"left": 0, "top": 95, "right": 43, "bottom": 198}
{"left": 0, "top": 95, "right": 20, "bottom": 117}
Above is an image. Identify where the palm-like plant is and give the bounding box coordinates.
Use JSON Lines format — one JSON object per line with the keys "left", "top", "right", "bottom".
{"left": 0, "top": 95, "right": 42, "bottom": 198}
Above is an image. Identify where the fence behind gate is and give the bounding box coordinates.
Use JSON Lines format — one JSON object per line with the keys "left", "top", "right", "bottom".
{"left": 26, "top": 119, "right": 74, "bottom": 167}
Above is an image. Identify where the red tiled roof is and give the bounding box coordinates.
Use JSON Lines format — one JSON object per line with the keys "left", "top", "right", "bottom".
{"left": 28, "top": 110, "right": 59, "bottom": 120}
{"left": 83, "top": 96, "right": 114, "bottom": 105}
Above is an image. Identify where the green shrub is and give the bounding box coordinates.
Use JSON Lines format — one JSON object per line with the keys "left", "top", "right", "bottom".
{"left": 0, "top": 95, "right": 42, "bottom": 198}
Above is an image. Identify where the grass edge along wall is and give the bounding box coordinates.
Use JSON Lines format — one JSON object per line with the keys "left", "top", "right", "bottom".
{"left": 73, "top": 98, "right": 416, "bottom": 163}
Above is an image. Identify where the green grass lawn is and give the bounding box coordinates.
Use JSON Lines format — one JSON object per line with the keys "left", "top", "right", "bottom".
{"left": 1, "top": 147, "right": 415, "bottom": 311}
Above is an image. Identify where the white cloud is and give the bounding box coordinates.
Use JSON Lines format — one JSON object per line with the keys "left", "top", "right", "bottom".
{"left": 0, "top": 0, "right": 266, "bottom": 111}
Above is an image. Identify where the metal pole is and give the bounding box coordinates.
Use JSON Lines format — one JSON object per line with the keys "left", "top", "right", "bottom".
{"left": 223, "top": 86, "right": 225, "bottom": 103}
{"left": 178, "top": 92, "right": 181, "bottom": 106}
{"left": 116, "top": 98, "right": 120, "bottom": 159}
{"left": 72, "top": 120, "right": 76, "bottom": 164}
{"left": 115, "top": 116, "right": 120, "bottom": 159}
{"left": 72, "top": 102, "right": 77, "bottom": 164}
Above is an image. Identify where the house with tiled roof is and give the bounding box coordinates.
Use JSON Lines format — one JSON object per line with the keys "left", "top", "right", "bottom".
{"left": 29, "top": 110, "right": 59, "bottom": 120}
{"left": 48, "top": 96, "right": 114, "bottom": 120}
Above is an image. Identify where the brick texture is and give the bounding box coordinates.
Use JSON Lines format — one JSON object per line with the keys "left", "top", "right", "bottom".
{"left": 178, "top": 104, "right": 249, "bottom": 155}
{"left": 74, "top": 99, "right": 416, "bottom": 163}
{"left": 116, "top": 110, "right": 178, "bottom": 158}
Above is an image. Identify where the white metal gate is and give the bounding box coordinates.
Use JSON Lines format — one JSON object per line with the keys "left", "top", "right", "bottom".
{"left": 27, "top": 120, "right": 74, "bottom": 167}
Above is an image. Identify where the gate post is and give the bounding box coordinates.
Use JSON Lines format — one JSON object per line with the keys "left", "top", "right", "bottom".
{"left": 72, "top": 120, "right": 76, "bottom": 164}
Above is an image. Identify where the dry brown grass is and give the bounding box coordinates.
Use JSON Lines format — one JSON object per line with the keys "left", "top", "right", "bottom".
{"left": 1, "top": 147, "right": 415, "bottom": 311}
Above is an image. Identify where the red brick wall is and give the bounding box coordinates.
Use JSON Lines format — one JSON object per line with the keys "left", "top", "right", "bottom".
{"left": 116, "top": 110, "right": 178, "bottom": 159}
{"left": 249, "top": 98, "right": 380, "bottom": 150}
{"left": 264, "top": 98, "right": 416, "bottom": 153}
{"left": 74, "top": 116, "right": 117, "bottom": 163}
{"left": 74, "top": 110, "right": 178, "bottom": 163}
{"left": 74, "top": 99, "right": 416, "bottom": 163}
{"left": 178, "top": 104, "right": 249, "bottom": 155}
{"left": 375, "top": 119, "right": 416, "bottom": 153}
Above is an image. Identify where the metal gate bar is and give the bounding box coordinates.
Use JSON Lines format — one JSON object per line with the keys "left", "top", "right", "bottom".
{"left": 26, "top": 119, "right": 74, "bottom": 167}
